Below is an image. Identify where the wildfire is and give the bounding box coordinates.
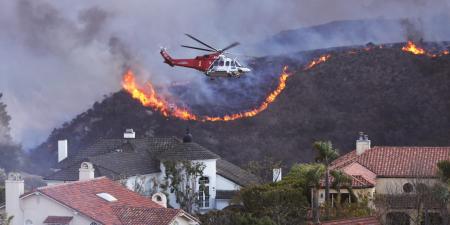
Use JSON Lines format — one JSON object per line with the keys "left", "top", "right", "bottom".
{"left": 402, "top": 41, "right": 426, "bottom": 55}
{"left": 304, "top": 54, "right": 331, "bottom": 70}
{"left": 122, "top": 66, "right": 291, "bottom": 122}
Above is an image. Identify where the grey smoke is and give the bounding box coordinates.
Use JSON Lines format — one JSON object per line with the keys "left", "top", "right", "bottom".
{"left": 0, "top": 0, "right": 449, "bottom": 148}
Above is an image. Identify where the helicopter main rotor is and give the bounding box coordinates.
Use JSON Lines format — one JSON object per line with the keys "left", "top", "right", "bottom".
{"left": 182, "top": 33, "right": 240, "bottom": 54}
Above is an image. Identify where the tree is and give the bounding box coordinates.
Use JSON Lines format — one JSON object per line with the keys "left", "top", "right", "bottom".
{"left": 161, "top": 160, "right": 205, "bottom": 214}
{"left": 313, "top": 141, "right": 339, "bottom": 219}
{"left": 330, "top": 170, "right": 352, "bottom": 214}
{"left": 240, "top": 184, "right": 308, "bottom": 225}
{"left": 437, "top": 160, "right": 450, "bottom": 185}
{"left": 0, "top": 213, "right": 14, "bottom": 225}
{"left": 296, "top": 163, "right": 325, "bottom": 225}
{"left": 0, "top": 94, "right": 22, "bottom": 171}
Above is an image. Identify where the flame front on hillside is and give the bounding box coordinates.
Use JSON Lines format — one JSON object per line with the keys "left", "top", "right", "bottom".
{"left": 402, "top": 41, "right": 426, "bottom": 55}
{"left": 304, "top": 54, "right": 331, "bottom": 70}
{"left": 122, "top": 66, "right": 291, "bottom": 122}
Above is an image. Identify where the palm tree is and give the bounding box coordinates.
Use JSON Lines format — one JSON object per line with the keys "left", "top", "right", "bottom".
{"left": 330, "top": 170, "right": 352, "bottom": 215}
{"left": 303, "top": 163, "right": 325, "bottom": 225}
{"left": 313, "top": 141, "right": 339, "bottom": 219}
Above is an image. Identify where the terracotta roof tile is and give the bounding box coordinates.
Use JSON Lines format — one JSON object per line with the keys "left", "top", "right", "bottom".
{"left": 112, "top": 206, "right": 182, "bottom": 225}
{"left": 34, "top": 177, "right": 167, "bottom": 225}
{"left": 43, "top": 216, "right": 73, "bottom": 224}
{"left": 330, "top": 147, "right": 450, "bottom": 178}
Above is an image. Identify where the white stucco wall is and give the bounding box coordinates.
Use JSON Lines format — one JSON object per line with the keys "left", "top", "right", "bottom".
{"left": 159, "top": 159, "right": 217, "bottom": 210}
{"left": 216, "top": 175, "right": 240, "bottom": 191}
{"left": 20, "top": 194, "right": 96, "bottom": 225}
{"left": 375, "top": 177, "right": 437, "bottom": 194}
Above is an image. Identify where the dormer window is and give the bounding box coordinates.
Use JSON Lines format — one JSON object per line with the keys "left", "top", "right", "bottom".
{"left": 96, "top": 192, "right": 118, "bottom": 202}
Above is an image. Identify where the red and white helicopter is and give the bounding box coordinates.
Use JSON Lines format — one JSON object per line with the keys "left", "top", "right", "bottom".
{"left": 160, "top": 34, "right": 251, "bottom": 78}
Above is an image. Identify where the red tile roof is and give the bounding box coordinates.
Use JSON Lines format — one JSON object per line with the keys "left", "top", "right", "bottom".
{"left": 318, "top": 216, "right": 380, "bottom": 225}
{"left": 43, "top": 216, "right": 73, "bottom": 224}
{"left": 331, "top": 147, "right": 450, "bottom": 178}
{"left": 112, "top": 206, "right": 184, "bottom": 225}
{"left": 320, "top": 174, "right": 374, "bottom": 189}
{"left": 25, "top": 177, "right": 184, "bottom": 225}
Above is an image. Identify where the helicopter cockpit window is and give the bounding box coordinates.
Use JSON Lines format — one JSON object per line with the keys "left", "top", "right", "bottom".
{"left": 213, "top": 60, "right": 219, "bottom": 67}
{"left": 225, "top": 61, "right": 230, "bottom": 67}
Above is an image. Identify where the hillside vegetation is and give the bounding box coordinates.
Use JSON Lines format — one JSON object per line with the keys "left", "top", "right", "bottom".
{"left": 28, "top": 45, "right": 450, "bottom": 173}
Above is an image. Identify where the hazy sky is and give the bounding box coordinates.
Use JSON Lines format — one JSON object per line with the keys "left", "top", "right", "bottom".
{"left": 0, "top": 0, "right": 449, "bottom": 148}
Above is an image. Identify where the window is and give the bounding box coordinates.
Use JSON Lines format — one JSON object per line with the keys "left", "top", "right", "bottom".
{"left": 225, "top": 61, "right": 230, "bottom": 67}
{"left": 219, "top": 60, "right": 224, "bottom": 66}
{"left": 403, "top": 183, "right": 413, "bottom": 193}
{"left": 96, "top": 192, "right": 118, "bottom": 202}
{"left": 198, "top": 176, "right": 210, "bottom": 208}
{"left": 213, "top": 60, "right": 219, "bottom": 67}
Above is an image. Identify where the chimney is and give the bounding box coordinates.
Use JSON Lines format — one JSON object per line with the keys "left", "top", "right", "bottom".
{"left": 273, "top": 168, "right": 282, "bottom": 182}
{"left": 182, "top": 128, "right": 192, "bottom": 143}
{"left": 151, "top": 192, "right": 167, "bottom": 208}
{"left": 356, "top": 132, "right": 371, "bottom": 155}
{"left": 5, "top": 173, "right": 24, "bottom": 225}
{"left": 79, "top": 162, "right": 95, "bottom": 181}
{"left": 58, "top": 140, "right": 68, "bottom": 162}
{"left": 124, "top": 129, "right": 135, "bottom": 139}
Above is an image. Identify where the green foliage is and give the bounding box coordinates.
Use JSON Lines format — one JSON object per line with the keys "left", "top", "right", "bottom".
{"left": 241, "top": 183, "right": 308, "bottom": 225}
{"left": 0, "top": 213, "right": 14, "bottom": 225}
{"left": 330, "top": 170, "right": 352, "bottom": 191}
{"left": 437, "top": 160, "right": 450, "bottom": 184}
{"left": 0, "top": 186, "right": 4, "bottom": 204}
{"left": 313, "top": 141, "right": 339, "bottom": 164}
{"left": 200, "top": 210, "right": 276, "bottom": 225}
{"left": 161, "top": 160, "right": 205, "bottom": 214}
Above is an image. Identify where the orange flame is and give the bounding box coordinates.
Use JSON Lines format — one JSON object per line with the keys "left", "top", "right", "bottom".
{"left": 304, "top": 54, "right": 331, "bottom": 70}
{"left": 402, "top": 41, "right": 426, "bottom": 55}
{"left": 122, "top": 66, "right": 291, "bottom": 122}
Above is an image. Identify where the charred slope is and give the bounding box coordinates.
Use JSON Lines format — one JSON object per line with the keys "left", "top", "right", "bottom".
{"left": 28, "top": 47, "right": 450, "bottom": 173}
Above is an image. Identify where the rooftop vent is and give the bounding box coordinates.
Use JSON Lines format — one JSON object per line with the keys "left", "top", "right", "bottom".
{"left": 124, "top": 129, "right": 135, "bottom": 139}
{"left": 96, "top": 192, "right": 118, "bottom": 202}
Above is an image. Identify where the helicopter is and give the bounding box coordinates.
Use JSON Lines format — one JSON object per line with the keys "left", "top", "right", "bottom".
{"left": 160, "top": 34, "right": 251, "bottom": 78}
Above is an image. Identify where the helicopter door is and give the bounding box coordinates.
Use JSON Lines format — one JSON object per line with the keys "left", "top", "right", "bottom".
{"left": 225, "top": 60, "right": 231, "bottom": 72}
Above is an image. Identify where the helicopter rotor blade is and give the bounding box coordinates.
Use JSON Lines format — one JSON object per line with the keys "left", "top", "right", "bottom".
{"left": 220, "top": 42, "right": 240, "bottom": 52}
{"left": 185, "top": 34, "right": 218, "bottom": 51}
{"left": 181, "top": 45, "right": 216, "bottom": 52}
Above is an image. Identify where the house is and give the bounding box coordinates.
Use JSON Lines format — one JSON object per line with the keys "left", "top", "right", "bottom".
{"left": 44, "top": 129, "right": 259, "bottom": 212}
{"left": 3, "top": 171, "right": 199, "bottom": 225}
{"left": 318, "top": 132, "right": 450, "bottom": 224}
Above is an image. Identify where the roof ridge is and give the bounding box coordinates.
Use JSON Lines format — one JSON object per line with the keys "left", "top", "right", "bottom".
{"left": 38, "top": 177, "right": 108, "bottom": 190}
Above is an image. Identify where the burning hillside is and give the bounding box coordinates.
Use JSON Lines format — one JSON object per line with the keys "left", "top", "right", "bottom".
{"left": 122, "top": 41, "right": 446, "bottom": 122}
{"left": 28, "top": 41, "right": 450, "bottom": 174}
